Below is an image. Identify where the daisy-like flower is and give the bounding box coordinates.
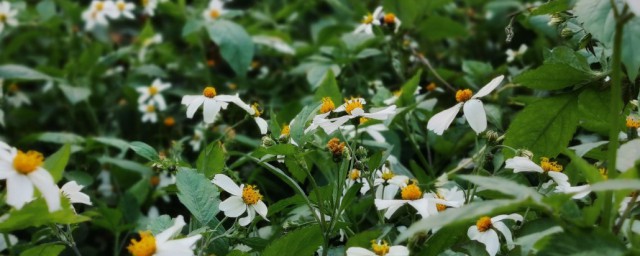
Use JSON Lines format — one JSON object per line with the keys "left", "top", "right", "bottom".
{"left": 0, "top": 1, "right": 19, "bottom": 34}
{"left": 344, "top": 168, "right": 366, "bottom": 194}
{"left": 106, "top": 0, "right": 136, "bottom": 19}
{"left": 374, "top": 181, "right": 443, "bottom": 219}
{"left": 60, "top": 181, "right": 92, "bottom": 206}
{"left": 467, "top": 214, "right": 523, "bottom": 256}
{"left": 342, "top": 122, "right": 389, "bottom": 143}
{"left": 82, "top": 1, "right": 113, "bottom": 30}
{"left": 427, "top": 75, "right": 504, "bottom": 135}
{"left": 381, "top": 12, "right": 402, "bottom": 33}
{"left": 426, "top": 186, "right": 465, "bottom": 212}
{"left": 127, "top": 215, "right": 202, "bottom": 256}
{"left": 354, "top": 6, "right": 383, "bottom": 34}
{"left": 212, "top": 174, "right": 268, "bottom": 226}
{"left": 321, "top": 98, "right": 396, "bottom": 135}
{"left": 202, "top": 0, "right": 227, "bottom": 22}
{"left": 505, "top": 156, "right": 590, "bottom": 199}
{"left": 189, "top": 128, "right": 204, "bottom": 151}
{"left": 505, "top": 44, "right": 528, "bottom": 63}
{"left": 305, "top": 97, "right": 338, "bottom": 134}
{"left": 137, "top": 79, "right": 170, "bottom": 110}
{"left": 181, "top": 86, "right": 240, "bottom": 124}
{"left": 139, "top": 103, "right": 158, "bottom": 123}
{"left": 142, "top": 0, "right": 159, "bottom": 16}
{"left": 626, "top": 115, "right": 640, "bottom": 136}
{"left": 4, "top": 83, "right": 31, "bottom": 108}
{"left": 346, "top": 240, "right": 409, "bottom": 256}
{"left": 361, "top": 165, "right": 409, "bottom": 199}
{"left": 0, "top": 142, "right": 61, "bottom": 212}
{"left": 224, "top": 98, "right": 269, "bottom": 135}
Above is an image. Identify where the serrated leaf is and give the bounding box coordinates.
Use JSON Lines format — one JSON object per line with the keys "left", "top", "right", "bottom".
{"left": 504, "top": 95, "right": 579, "bottom": 159}
{"left": 0, "top": 64, "right": 52, "bottom": 80}
{"left": 207, "top": 20, "right": 254, "bottom": 76}
{"left": 146, "top": 215, "right": 173, "bottom": 235}
{"left": 43, "top": 144, "right": 71, "bottom": 182}
{"left": 196, "top": 141, "right": 225, "bottom": 178}
{"left": 130, "top": 141, "right": 159, "bottom": 161}
{"left": 263, "top": 225, "right": 323, "bottom": 256}
{"left": 513, "top": 63, "right": 596, "bottom": 90}
{"left": 176, "top": 168, "right": 220, "bottom": 225}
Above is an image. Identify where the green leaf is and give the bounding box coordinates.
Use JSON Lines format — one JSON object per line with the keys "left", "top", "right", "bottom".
{"left": 97, "top": 157, "right": 152, "bottom": 177}
{"left": 36, "top": 0, "right": 56, "bottom": 21}
{"left": 196, "top": 141, "right": 225, "bottom": 178}
{"left": 513, "top": 63, "right": 596, "bottom": 90}
{"left": 531, "top": 0, "right": 573, "bottom": 15}
{"left": 0, "top": 64, "right": 52, "bottom": 80}
{"left": 504, "top": 95, "right": 579, "bottom": 159}
{"left": 622, "top": 18, "right": 640, "bottom": 81}
{"left": 578, "top": 88, "right": 614, "bottom": 134}
{"left": 37, "top": 132, "right": 85, "bottom": 144}
{"left": 397, "top": 70, "right": 422, "bottom": 107}
{"left": 132, "top": 65, "right": 167, "bottom": 78}
{"left": 314, "top": 70, "right": 342, "bottom": 106}
{"left": 20, "top": 243, "right": 65, "bottom": 256}
{"left": 589, "top": 179, "right": 640, "bottom": 192}
{"left": 562, "top": 148, "right": 605, "bottom": 184}
{"left": 129, "top": 141, "right": 159, "bottom": 161}
{"left": 346, "top": 230, "right": 382, "bottom": 248}
{"left": 207, "top": 20, "right": 254, "bottom": 76}
{"left": 537, "top": 229, "right": 625, "bottom": 256}
{"left": 0, "top": 198, "right": 89, "bottom": 232}
{"left": 43, "top": 144, "right": 71, "bottom": 182}
{"left": 146, "top": 215, "right": 174, "bottom": 235}
{"left": 290, "top": 102, "right": 321, "bottom": 144}
{"left": 58, "top": 84, "right": 91, "bottom": 105}
{"left": 175, "top": 168, "right": 220, "bottom": 225}
{"left": 263, "top": 225, "right": 323, "bottom": 256}
{"left": 419, "top": 15, "right": 466, "bottom": 41}
{"left": 515, "top": 226, "right": 564, "bottom": 255}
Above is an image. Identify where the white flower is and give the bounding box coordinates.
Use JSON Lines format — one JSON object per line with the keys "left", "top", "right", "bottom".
{"left": 0, "top": 233, "right": 17, "bottom": 252}
{"left": 82, "top": 1, "right": 112, "bottom": 30}
{"left": 222, "top": 96, "right": 269, "bottom": 135}
{"left": 212, "top": 174, "right": 268, "bottom": 226}
{"left": 142, "top": 0, "right": 159, "bottom": 16}
{"left": 362, "top": 165, "right": 409, "bottom": 199}
{"left": 380, "top": 12, "right": 402, "bottom": 33}
{"left": 127, "top": 215, "right": 202, "bottom": 256}
{"left": 427, "top": 75, "right": 504, "bottom": 135}
{"left": 97, "top": 170, "right": 113, "bottom": 197}
{"left": 0, "top": 1, "right": 19, "bottom": 34}
{"left": 136, "top": 79, "right": 170, "bottom": 110}
{"left": 505, "top": 44, "right": 528, "bottom": 63}
{"left": 60, "top": 181, "right": 92, "bottom": 206}
{"left": 202, "top": 0, "right": 227, "bottom": 22}
{"left": 505, "top": 156, "right": 590, "bottom": 199}
{"left": 354, "top": 6, "right": 383, "bottom": 34}
{"left": 4, "top": 83, "right": 31, "bottom": 108}
{"left": 139, "top": 103, "right": 158, "bottom": 123}
{"left": 425, "top": 186, "right": 466, "bottom": 211}
{"left": 342, "top": 123, "right": 389, "bottom": 143}
{"left": 321, "top": 98, "right": 396, "bottom": 135}
{"left": 467, "top": 214, "right": 522, "bottom": 256}
{"left": 0, "top": 143, "right": 60, "bottom": 212}
{"left": 106, "top": 0, "right": 136, "bottom": 19}
{"left": 627, "top": 0, "right": 640, "bottom": 16}
{"left": 138, "top": 34, "right": 163, "bottom": 60}
{"left": 346, "top": 240, "right": 409, "bottom": 256}
{"left": 374, "top": 182, "right": 440, "bottom": 219}
{"left": 181, "top": 86, "right": 241, "bottom": 124}
{"left": 189, "top": 129, "right": 204, "bottom": 151}
{"left": 344, "top": 169, "right": 366, "bottom": 195}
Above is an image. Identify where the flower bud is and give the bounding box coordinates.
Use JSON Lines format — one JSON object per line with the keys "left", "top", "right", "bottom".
{"left": 262, "top": 136, "right": 276, "bottom": 147}
{"left": 516, "top": 149, "right": 534, "bottom": 159}
{"left": 355, "top": 146, "right": 368, "bottom": 159}
{"left": 561, "top": 28, "right": 575, "bottom": 39}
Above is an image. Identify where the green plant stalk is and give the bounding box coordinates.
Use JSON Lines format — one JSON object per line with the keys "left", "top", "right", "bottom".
{"left": 604, "top": 16, "right": 625, "bottom": 231}
{"left": 300, "top": 164, "right": 329, "bottom": 255}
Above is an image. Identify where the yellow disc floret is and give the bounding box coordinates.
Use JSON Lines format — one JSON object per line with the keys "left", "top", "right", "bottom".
{"left": 371, "top": 240, "right": 390, "bottom": 256}
{"left": 381, "top": 169, "right": 395, "bottom": 181}
{"left": 435, "top": 193, "right": 447, "bottom": 212}
{"left": 146, "top": 105, "right": 155, "bottom": 113}
{"left": 141, "top": 0, "right": 149, "bottom": 7}
{"left": 349, "top": 169, "right": 361, "bottom": 180}
{"left": 426, "top": 82, "right": 437, "bottom": 92}
{"left": 359, "top": 117, "right": 369, "bottom": 125}
{"left": 95, "top": 2, "right": 104, "bottom": 11}
{"left": 344, "top": 98, "right": 364, "bottom": 115}
{"left": 0, "top": 14, "right": 5, "bottom": 22}
{"left": 251, "top": 103, "right": 263, "bottom": 117}
{"left": 455, "top": 89, "right": 473, "bottom": 102}
{"left": 209, "top": 9, "right": 220, "bottom": 19}
{"left": 327, "top": 138, "right": 346, "bottom": 156}
{"left": 599, "top": 168, "right": 608, "bottom": 180}
{"left": 626, "top": 116, "right": 640, "bottom": 129}
{"left": 127, "top": 231, "right": 156, "bottom": 256}
{"left": 540, "top": 157, "right": 563, "bottom": 172}
{"left": 117, "top": 2, "right": 126, "bottom": 11}
{"left": 476, "top": 216, "right": 492, "bottom": 232}
{"left": 320, "top": 97, "right": 336, "bottom": 114}
{"left": 281, "top": 124, "right": 290, "bottom": 136}
{"left": 401, "top": 182, "right": 422, "bottom": 200}
{"left": 242, "top": 185, "right": 263, "bottom": 205}
{"left": 13, "top": 150, "right": 44, "bottom": 175}
{"left": 383, "top": 13, "right": 396, "bottom": 24}
{"left": 362, "top": 14, "right": 374, "bottom": 24}
{"left": 148, "top": 85, "right": 158, "bottom": 95}
{"left": 203, "top": 86, "right": 217, "bottom": 98}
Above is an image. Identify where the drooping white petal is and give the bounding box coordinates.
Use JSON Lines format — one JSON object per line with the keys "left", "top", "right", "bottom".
{"left": 239, "top": 206, "right": 256, "bottom": 226}
{"left": 374, "top": 199, "right": 407, "bottom": 219}
{"left": 6, "top": 174, "right": 34, "bottom": 209}
{"left": 212, "top": 174, "right": 242, "bottom": 196}
{"left": 617, "top": 139, "right": 640, "bottom": 172}
{"left": 361, "top": 105, "right": 396, "bottom": 120}
{"left": 547, "top": 171, "right": 570, "bottom": 188}
{"left": 477, "top": 229, "right": 500, "bottom": 256}
{"left": 346, "top": 247, "right": 376, "bottom": 256}
{"left": 491, "top": 213, "right": 523, "bottom": 223}
{"left": 202, "top": 99, "right": 222, "bottom": 124}
{"left": 407, "top": 198, "right": 435, "bottom": 218}
{"left": 388, "top": 245, "right": 410, "bottom": 256}
{"left": 474, "top": 75, "right": 504, "bottom": 98}
{"left": 253, "top": 200, "right": 269, "bottom": 220}
{"left": 463, "top": 99, "right": 487, "bottom": 134}
{"left": 320, "top": 115, "right": 352, "bottom": 134}
{"left": 220, "top": 196, "right": 247, "bottom": 218}
{"left": 154, "top": 94, "right": 167, "bottom": 111}
{"left": 185, "top": 96, "right": 205, "bottom": 118}
{"left": 426, "top": 103, "right": 463, "bottom": 135}
{"left": 60, "top": 181, "right": 92, "bottom": 205}
{"left": 155, "top": 215, "right": 187, "bottom": 243}
{"left": 255, "top": 117, "right": 269, "bottom": 134}
{"left": 155, "top": 234, "right": 202, "bottom": 256}
{"left": 29, "top": 169, "right": 61, "bottom": 212}
{"left": 505, "top": 157, "right": 544, "bottom": 173}
{"left": 493, "top": 221, "right": 515, "bottom": 249}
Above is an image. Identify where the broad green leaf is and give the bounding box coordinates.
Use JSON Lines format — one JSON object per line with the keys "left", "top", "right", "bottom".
{"left": 43, "top": 144, "right": 71, "bottom": 182}
{"left": 543, "top": 46, "right": 591, "bottom": 72}
{"left": 37, "top": 132, "right": 85, "bottom": 144}
{"left": 314, "top": 70, "right": 342, "bottom": 105}
{"left": 515, "top": 226, "right": 564, "bottom": 255}
{"left": 290, "top": 102, "right": 321, "bottom": 145}
{"left": 346, "top": 229, "right": 382, "bottom": 248}
{"left": 146, "top": 215, "right": 174, "bottom": 235}
{"left": 263, "top": 225, "right": 323, "bottom": 256}
{"left": 91, "top": 137, "right": 130, "bottom": 152}
{"left": 36, "top": 0, "right": 56, "bottom": 21}
{"left": 207, "top": 20, "right": 254, "bottom": 76}
{"left": 531, "top": 0, "right": 573, "bottom": 15}
{"left": 419, "top": 15, "right": 466, "bottom": 41}
{"left": 422, "top": 224, "right": 469, "bottom": 256}
{"left": 458, "top": 175, "right": 543, "bottom": 202}
{"left": 621, "top": 18, "right": 640, "bottom": 81}
{"left": 176, "top": 168, "right": 220, "bottom": 225}
{"left": 182, "top": 18, "right": 204, "bottom": 37}
{"left": 578, "top": 88, "right": 615, "bottom": 134}
{"left": 504, "top": 95, "right": 579, "bottom": 159}
{"left": 513, "top": 63, "right": 596, "bottom": 90}
{"left": 397, "top": 69, "right": 422, "bottom": 107}
{"left": 130, "top": 141, "right": 159, "bottom": 161}
{"left": 537, "top": 230, "right": 625, "bottom": 256}
{"left": 589, "top": 179, "right": 640, "bottom": 192}
{"left": 0, "top": 198, "right": 89, "bottom": 232}
{"left": 132, "top": 64, "right": 167, "bottom": 78}
{"left": 0, "top": 64, "right": 52, "bottom": 80}
{"left": 97, "top": 157, "right": 152, "bottom": 177}
{"left": 355, "top": 48, "right": 382, "bottom": 59}
{"left": 196, "top": 141, "right": 225, "bottom": 178}
{"left": 562, "top": 148, "right": 604, "bottom": 184}
{"left": 20, "top": 243, "right": 65, "bottom": 256}
{"left": 58, "top": 84, "right": 91, "bottom": 105}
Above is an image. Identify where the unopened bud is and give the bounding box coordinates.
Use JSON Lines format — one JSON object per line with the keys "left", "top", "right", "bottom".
{"left": 355, "top": 146, "right": 368, "bottom": 159}
{"left": 262, "top": 136, "right": 275, "bottom": 147}
{"left": 561, "top": 28, "right": 575, "bottom": 38}
{"left": 484, "top": 130, "right": 500, "bottom": 143}
{"left": 517, "top": 149, "right": 534, "bottom": 159}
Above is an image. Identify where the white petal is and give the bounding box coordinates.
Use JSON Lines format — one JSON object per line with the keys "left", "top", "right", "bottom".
{"left": 463, "top": 99, "right": 487, "bottom": 134}
{"left": 388, "top": 246, "right": 410, "bottom": 256}
{"left": 211, "top": 174, "right": 242, "bottom": 196}
{"left": 505, "top": 157, "right": 543, "bottom": 173}
{"left": 155, "top": 215, "right": 187, "bottom": 243}
{"left": 374, "top": 199, "right": 407, "bottom": 219}
{"left": 320, "top": 116, "right": 352, "bottom": 134}
{"left": 202, "top": 99, "right": 222, "bottom": 124}
{"left": 220, "top": 196, "right": 247, "bottom": 217}
{"left": 239, "top": 206, "right": 256, "bottom": 226}
{"left": 185, "top": 96, "right": 205, "bottom": 118}
{"left": 61, "top": 181, "right": 92, "bottom": 205}
{"left": 253, "top": 200, "right": 269, "bottom": 220}
{"left": 474, "top": 75, "right": 504, "bottom": 98}
{"left": 477, "top": 230, "right": 500, "bottom": 256}
{"left": 427, "top": 103, "right": 463, "bottom": 135}
{"left": 155, "top": 235, "right": 202, "bottom": 256}
{"left": 29, "top": 169, "right": 61, "bottom": 212}
{"left": 467, "top": 225, "right": 480, "bottom": 239}
{"left": 493, "top": 221, "right": 515, "bottom": 249}
{"left": 6, "top": 174, "right": 34, "bottom": 209}
{"left": 346, "top": 247, "right": 376, "bottom": 256}
{"left": 491, "top": 213, "right": 523, "bottom": 223}
{"left": 255, "top": 117, "right": 269, "bottom": 134}
{"left": 154, "top": 95, "right": 167, "bottom": 111}
{"left": 408, "top": 198, "right": 434, "bottom": 218}
{"left": 215, "top": 94, "right": 252, "bottom": 113}
{"left": 547, "top": 171, "right": 570, "bottom": 188}
{"left": 361, "top": 105, "right": 396, "bottom": 120}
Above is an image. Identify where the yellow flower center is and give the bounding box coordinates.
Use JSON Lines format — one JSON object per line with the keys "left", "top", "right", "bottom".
{"left": 381, "top": 170, "right": 395, "bottom": 181}
{"left": 371, "top": 240, "right": 390, "bottom": 256}
{"left": 426, "top": 82, "right": 437, "bottom": 92}
{"left": 362, "top": 14, "right": 374, "bottom": 24}
{"left": 141, "top": 0, "right": 149, "bottom": 7}
{"left": 251, "top": 103, "right": 263, "bottom": 117}
{"left": 203, "top": 86, "right": 217, "bottom": 98}
{"left": 127, "top": 231, "right": 156, "bottom": 256}
{"left": 320, "top": 97, "right": 336, "bottom": 114}
{"left": 401, "top": 183, "right": 422, "bottom": 200}
{"left": 476, "top": 216, "right": 492, "bottom": 232}
{"left": 327, "top": 138, "right": 345, "bottom": 156}
{"left": 0, "top": 14, "right": 5, "bottom": 22}
{"left": 13, "top": 150, "right": 44, "bottom": 175}
{"left": 344, "top": 98, "right": 364, "bottom": 115}
{"left": 383, "top": 13, "right": 396, "bottom": 24}
{"left": 242, "top": 185, "right": 263, "bottom": 205}
{"left": 455, "top": 89, "right": 473, "bottom": 102}
{"left": 150, "top": 176, "right": 160, "bottom": 186}
{"left": 349, "top": 169, "right": 361, "bottom": 180}
{"left": 599, "top": 168, "right": 608, "bottom": 180}
{"left": 117, "top": 2, "right": 126, "bottom": 11}
{"left": 148, "top": 85, "right": 158, "bottom": 95}
{"left": 146, "top": 105, "right": 155, "bottom": 113}
{"left": 95, "top": 2, "right": 104, "bottom": 11}
{"left": 392, "top": 90, "right": 402, "bottom": 97}
{"left": 281, "top": 124, "right": 290, "bottom": 136}
{"left": 209, "top": 9, "right": 220, "bottom": 19}
{"left": 626, "top": 116, "right": 640, "bottom": 129}
{"left": 359, "top": 117, "right": 369, "bottom": 125}
{"left": 435, "top": 193, "right": 447, "bottom": 212}
{"left": 164, "top": 117, "right": 175, "bottom": 127}
{"left": 540, "top": 157, "right": 563, "bottom": 172}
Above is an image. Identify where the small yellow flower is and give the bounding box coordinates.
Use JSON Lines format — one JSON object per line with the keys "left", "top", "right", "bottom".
{"left": 476, "top": 216, "right": 492, "bottom": 232}
{"left": 540, "top": 157, "right": 563, "bottom": 172}
{"left": 455, "top": 89, "right": 473, "bottom": 102}
{"left": 320, "top": 97, "right": 336, "bottom": 114}
{"left": 242, "top": 185, "right": 263, "bottom": 205}
{"left": 401, "top": 182, "right": 422, "bottom": 200}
